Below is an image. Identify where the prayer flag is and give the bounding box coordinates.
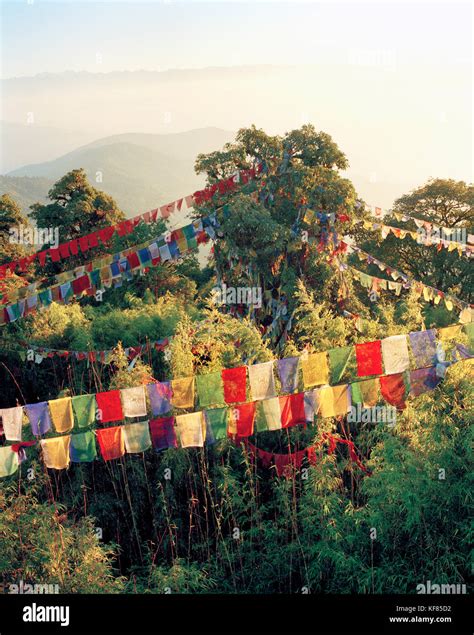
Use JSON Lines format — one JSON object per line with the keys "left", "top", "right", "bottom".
{"left": 25, "top": 402, "right": 52, "bottom": 436}
{"left": 0, "top": 406, "right": 23, "bottom": 441}
{"left": 222, "top": 367, "right": 247, "bottom": 403}
{"left": 48, "top": 397, "right": 74, "bottom": 433}
{"left": 176, "top": 411, "right": 206, "bottom": 448}
{"left": 319, "top": 385, "right": 351, "bottom": 418}
{"left": 381, "top": 335, "right": 410, "bottom": 374}
{"left": 204, "top": 408, "right": 228, "bottom": 440}
{"left": 300, "top": 352, "right": 329, "bottom": 387}
{"left": 380, "top": 373, "right": 408, "bottom": 409}
{"left": 355, "top": 341, "right": 383, "bottom": 376}
{"left": 409, "top": 367, "right": 441, "bottom": 397}
{"left": 121, "top": 386, "right": 147, "bottom": 418}
{"left": 248, "top": 361, "right": 276, "bottom": 400}
{"left": 229, "top": 402, "right": 256, "bottom": 437}
{"left": 409, "top": 330, "right": 437, "bottom": 368}
{"left": 196, "top": 371, "right": 225, "bottom": 407}
{"left": 149, "top": 416, "right": 177, "bottom": 451}
{"left": 351, "top": 379, "right": 379, "bottom": 406}
{"left": 277, "top": 357, "right": 300, "bottom": 393}
{"left": 95, "top": 390, "right": 123, "bottom": 423}
{"left": 304, "top": 390, "right": 319, "bottom": 423}
{"left": 328, "top": 346, "right": 354, "bottom": 384}
{"left": 0, "top": 446, "right": 19, "bottom": 477}
{"left": 123, "top": 422, "right": 152, "bottom": 453}
{"left": 171, "top": 377, "right": 195, "bottom": 409}
{"left": 97, "top": 426, "right": 125, "bottom": 461}
{"left": 70, "top": 431, "right": 97, "bottom": 462}
{"left": 279, "top": 393, "right": 306, "bottom": 428}
{"left": 147, "top": 382, "right": 172, "bottom": 416}
{"left": 40, "top": 435, "right": 71, "bottom": 469}
{"left": 255, "top": 397, "right": 281, "bottom": 432}
{"left": 71, "top": 394, "right": 96, "bottom": 428}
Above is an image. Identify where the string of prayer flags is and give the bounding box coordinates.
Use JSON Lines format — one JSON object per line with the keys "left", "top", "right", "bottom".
{"left": 255, "top": 397, "right": 282, "bottom": 432}
{"left": 277, "top": 357, "right": 300, "bottom": 393}
{"left": 25, "top": 402, "right": 52, "bottom": 436}
{"left": 95, "top": 390, "right": 124, "bottom": 423}
{"left": 222, "top": 367, "right": 247, "bottom": 403}
{"left": 409, "top": 330, "right": 437, "bottom": 368}
{"left": 0, "top": 406, "right": 23, "bottom": 441}
{"left": 379, "top": 374, "right": 408, "bottom": 409}
{"left": 381, "top": 335, "right": 410, "bottom": 375}
{"left": 319, "top": 385, "right": 351, "bottom": 418}
{"left": 171, "top": 377, "right": 195, "bottom": 409}
{"left": 196, "top": 371, "right": 225, "bottom": 407}
{"left": 48, "top": 397, "right": 74, "bottom": 433}
{"left": 0, "top": 446, "right": 19, "bottom": 477}
{"left": 69, "top": 430, "right": 97, "bottom": 462}
{"left": 40, "top": 436, "right": 71, "bottom": 469}
{"left": 351, "top": 379, "right": 379, "bottom": 406}
{"left": 300, "top": 352, "right": 329, "bottom": 387}
{"left": 121, "top": 386, "right": 147, "bottom": 418}
{"left": 123, "top": 422, "right": 152, "bottom": 453}
{"left": 97, "top": 426, "right": 125, "bottom": 461}
{"left": 355, "top": 341, "right": 383, "bottom": 377}
{"left": 248, "top": 361, "right": 276, "bottom": 401}
{"left": 71, "top": 394, "right": 96, "bottom": 428}
{"left": 176, "top": 411, "right": 206, "bottom": 448}
{"left": 279, "top": 393, "right": 306, "bottom": 428}
{"left": 147, "top": 382, "right": 172, "bottom": 416}
{"left": 204, "top": 408, "right": 229, "bottom": 441}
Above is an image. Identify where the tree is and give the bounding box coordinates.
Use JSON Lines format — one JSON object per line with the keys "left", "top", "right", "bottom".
{"left": 352, "top": 179, "right": 473, "bottom": 307}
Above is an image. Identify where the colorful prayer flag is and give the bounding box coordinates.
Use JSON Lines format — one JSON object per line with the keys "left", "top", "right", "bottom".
{"left": 248, "top": 361, "right": 276, "bottom": 401}
{"left": 279, "top": 393, "right": 306, "bottom": 428}
{"left": 328, "top": 346, "right": 354, "bottom": 384}
{"left": 319, "top": 385, "right": 351, "bottom": 418}
{"left": 300, "top": 352, "right": 329, "bottom": 388}
{"left": 196, "top": 371, "right": 225, "bottom": 407}
{"left": 0, "top": 446, "right": 19, "bottom": 477}
{"left": 222, "top": 367, "right": 247, "bottom": 403}
{"left": 95, "top": 390, "right": 124, "bottom": 423}
{"left": 149, "top": 416, "right": 177, "bottom": 451}
{"left": 351, "top": 379, "right": 379, "bottom": 406}
{"left": 70, "top": 431, "right": 97, "bottom": 462}
{"left": 71, "top": 394, "right": 96, "bottom": 428}
{"left": 176, "top": 411, "right": 206, "bottom": 448}
{"left": 170, "top": 377, "right": 195, "bottom": 409}
{"left": 123, "top": 422, "right": 152, "bottom": 453}
{"left": 0, "top": 406, "right": 23, "bottom": 441}
{"left": 277, "top": 357, "right": 300, "bottom": 393}
{"left": 40, "top": 435, "right": 71, "bottom": 469}
{"left": 379, "top": 373, "right": 408, "bottom": 409}
{"left": 229, "top": 402, "right": 256, "bottom": 437}
{"left": 147, "top": 382, "right": 172, "bottom": 416}
{"left": 255, "top": 397, "right": 281, "bottom": 432}
{"left": 409, "top": 330, "right": 437, "bottom": 368}
{"left": 381, "top": 335, "right": 410, "bottom": 374}
{"left": 48, "top": 397, "right": 74, "bottom": 433}
{"left": 204, "top": 408, "right": 228, "bottom": 440}
{"left": 121, "top": 386, "right": 147, "bottom": 418}
{"left": 25, "top": 402, "right": 52, "bottom": 436}
{"left": 355, "top": 341, "right": 383, "bottom": 377}
{"left": 96, "top": 426, "right": 125, "bottom": 461}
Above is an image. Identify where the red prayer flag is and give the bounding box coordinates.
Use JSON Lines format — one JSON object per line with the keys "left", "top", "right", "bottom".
{"left": 149, "top": 416, "right": 177, "bottom": 451}
{"left": 279, "top": 393, "right": 306, "bottom": 428}
{"left": 222, "top": 367, "right": 247, "bottom": 403}
{"left": 71, "top": 274, "right": 90, "bottom": 295}
{"left": 49, "top": 248, "right": 60, "bottom": 262}
{"left": 126, "top": 252, "right": 140, "bottom": 269}
{"left": 38, "top": 251, "right": 48, "bottom": 266}
{"left": 355, "top": 340, "right": 383, "bottom": 376}
{"left": 232, "top": 402, "right": 256, "bottom": 437}
{"left": 88, "top": 232, "right": 99, "bottom": 248}
{"left": 69, "top": 240, "right": 79, "bottom": 255}
{"left": 98, "top": 227, "right": 115, "bottom": 243}
{"left": 78, "top": 236, "right": 90, "bottom": 253}
{"left": 380, "top": 374, "right": 407, "bottom": 409}
{"left": 58, "top": 243, "right": 70, "bottom": 259}
{"left": 96, "top": 426, "right": 124, "bottom": 461}
{"left": 95, "top": 390, "right": 123, "bottom": 423}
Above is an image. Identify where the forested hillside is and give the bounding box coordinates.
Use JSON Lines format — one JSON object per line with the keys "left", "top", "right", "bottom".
{"left": 0, "top": 125, "right": 472, "bottom": 595}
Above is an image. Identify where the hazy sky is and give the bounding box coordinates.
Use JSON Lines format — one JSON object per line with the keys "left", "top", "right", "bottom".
{"left": 1, "top": 1, "right": 472, "bottom": 77}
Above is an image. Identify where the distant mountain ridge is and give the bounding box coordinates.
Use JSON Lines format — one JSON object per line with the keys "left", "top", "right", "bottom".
{"left": 2, "top": 128, "right": 234, "bottom": 219}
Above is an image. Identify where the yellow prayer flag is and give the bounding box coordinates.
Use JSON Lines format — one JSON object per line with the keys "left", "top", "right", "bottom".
{"left": 300, "top": 352, "right": 329, "bottom": 388}
{"left": 40, "top": 435, "right": 71, "bottom": 469}
{"left": 438, "top": 324, "right": 461, "bottom": 340}
{"left": 48, "top": 397, "right": 74, "bottom": 433}
{"left": 171, "top": 377, "right": 195, "bottom": 409}
{"left": 319, "top": 385, "right": 350, "bottom": 418}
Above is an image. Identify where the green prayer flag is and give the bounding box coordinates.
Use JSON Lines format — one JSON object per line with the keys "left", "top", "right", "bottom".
{"left": 328, "top": 346, "right": 355, "bottom": 384}
{"left": 205, "top": 408, "right": 228, "bottom": 440}
{"left": 0, "top": 446, "right": 19, "bottom": 477}
{"left": 182, "top": 225, "right": 198, "bottom": 250}
{"left": 72, "top": 394, "right": 96, "bottom": 428}
{"left": 196, "top": 371, "right": 225, "bottom": 407}
{"left": 351, "top": 379, "right": 379, "bottom": 406}
{"left": 70, "top": 431, "right": 97, "bottom": 463}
